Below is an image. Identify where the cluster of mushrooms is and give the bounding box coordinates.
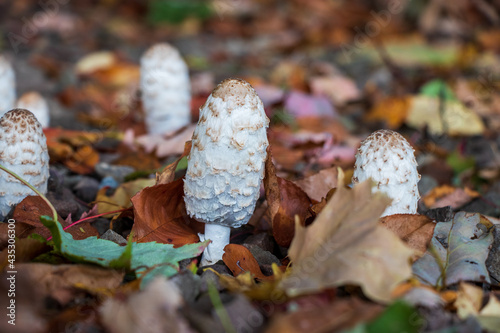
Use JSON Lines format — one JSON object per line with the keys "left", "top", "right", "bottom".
{"left": 0, "top": 43, "right": 421, "bottom": 266}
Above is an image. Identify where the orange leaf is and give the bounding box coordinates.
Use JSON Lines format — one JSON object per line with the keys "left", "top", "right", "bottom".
{"left": 222, "top": 244, "right": 270, "bottom": 281}
{"left": 379, "top": 214, "right": 436, "bottom": 258}
{"left": 366, "top": 96, "right": 410, "bottom": 129}
{"left": 130, "top": 178, "right": 202, "bottom": 247}
{"left": 65, "top": 145, "right": 100, "bottom": 174}
{"left": 264, "top": 147, "right": 312, "bottom": 247}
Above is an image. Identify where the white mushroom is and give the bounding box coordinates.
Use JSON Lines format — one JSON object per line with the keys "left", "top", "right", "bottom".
{"left": 0, "top": 56, "right": 16, "bottom": 117}
{"left": 140, "top": 43, "right": 191, "bottom": 135}
{"left": 0, "top": 109, "right": 49, "bottom": 218}
{"left": 183, "top": 78, "right": 269, "bottom": 265}
{"left": 352, "top": 129, "right": 420, "bottom": 217}
{"left": 16, "top": 92, "right": 50, "bottom": 128}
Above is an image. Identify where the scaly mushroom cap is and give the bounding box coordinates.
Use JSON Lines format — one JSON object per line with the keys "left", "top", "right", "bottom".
{"left": 0, "top": 56, "right": 16, "bottom": 117}
{"left": 352, "top": 129, "right": 420, "bottom": 216}
{"left": 184, "top": 78, "right": 269, "bottom": 227}
{"left": 0, "top": 109, "right": 49, "bottom": 218}
{"left": 140, "top": 43, "right": 191, "bottom": 134}
{"left": 16, "top": 92, "right": 50, "bottom": 128}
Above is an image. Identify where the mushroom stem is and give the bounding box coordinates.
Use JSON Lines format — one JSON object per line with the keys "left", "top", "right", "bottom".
{"left": 199, "top": 224, "right": 231, "bottom": 266}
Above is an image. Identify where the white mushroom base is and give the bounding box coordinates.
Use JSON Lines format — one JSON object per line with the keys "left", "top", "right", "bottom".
{"left": 198, "top": 224, "right": 231, "bottom": 266}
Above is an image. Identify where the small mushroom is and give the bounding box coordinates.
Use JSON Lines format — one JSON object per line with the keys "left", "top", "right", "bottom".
{"left": 0, "top": 56, "right": 16, "bottom": 117}
{"left": 16, "top": 92, "right": 50, "bottom": 128}
{"left": 183, "top": 78, "right": 269, "bottom": 266}
{"left": 140, "top": 43, "right": 191, "bottom": 135}
{"left": 0, "top": 109, "right": 49, "bottom": 218}
{"left": 352, "top": 129, "right": 421, "bottom": 217}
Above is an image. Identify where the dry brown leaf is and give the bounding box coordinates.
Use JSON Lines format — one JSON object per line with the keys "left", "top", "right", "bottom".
{"left": 264, "top": 148, "right": 312, "bottom": 247}
{"left": 265, "top": 297, "right": 383, "bottom": 333}
{"left": 156, "top": 141, "right": 192, "bottom": 185}
{"left": 223, "top": 244, "right": 271, "bottom": 280}
{"left": 131, "top": 178, "right": 202, "bottom": 247}
{"left": 294, "top": 167, "right": 338, "bottom": 202}
{"left": 96, "top": 178, "right": 155, "bottom": 216}
{"left": 9, "top": 196, "right": 98, "bottom": 240}
{"left": 280, "top": 170, "right": 414, "bottom": 303}
{"left": 0, "top": 238, "right": 50, "bottom": 271}
{"left": 423, "top": 185, "right": 480, "bottom": 208}
{"left": 100, "top": 277, "right": 191, "bottom": 333}
{"left": 379, "top": 214, "right": 435, "bottom": 257}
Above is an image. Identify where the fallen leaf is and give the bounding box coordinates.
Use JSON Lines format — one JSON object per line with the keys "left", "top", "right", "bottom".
{"left": 131, "top": 178, "right": 202, "bottom": 247}
{"left": 65, "top": 145, "right": 100, "bottom": 174}
{"left": 413, "top": 212, "right": 494, "bottom": 287}
{"left": 478, "top": 295, "right": 500, "bottom": 333}
{"left": 41, "top": 216, "right": 207, "bottom": 277}
{"left": 0, "top": 237, "right": 50, "bottom": 270}
{"left": 156, "top": 141, "right": 192, "bottom": 185}
{"left": 366, "top": 96, "right": 411, "bottom": 129}
{"left": 455, "top": 282, "right": 483, "bottom": 319}
{"left": 423, "top": 185, "right": 480, "bottom": 209}
{"left": 280, "top": 170, "right": 414, "bottom": 303}
{"left": 266, "top": 297, "right": 383, "bottom": 333}
{"left": 100, "top": 277, "right": 192, "bottom": 333}
{"left": 264, "top": 148, "right": 312, "bottom": 247}
{"left": 136, "top": 125, "right": 195, "bottom": 158}
{"left": 294, "top": 167, "right": 338, "bottom": 202}
{"left": 270, "top": 61, "right": 308, "bottom": 91}
{"left": 379, "top": 214, "right": 436, "bottom": 257}
{"left": 309, "top": 74, "right": 361, "bottom": 106}
{"left": 406, "top": 95, "right": 485, "bottom": 136}
{"left": 222, "top": 244, "right": 270, "bottom": 280}
{"left": 284, "top": 91, "right": 336, "bottom": 118}
{"left": 75, "top": 51, "right": 117, "bottom": 75}
{"left": 97, "top": 178, "right": 155, "bottom": 214}
{"left": 254, "top": 84, "right": 285, "bottom": 107}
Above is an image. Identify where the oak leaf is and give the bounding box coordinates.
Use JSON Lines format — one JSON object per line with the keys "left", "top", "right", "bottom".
{"left": 280, "top": 170, "right": 414, "bottom": 303}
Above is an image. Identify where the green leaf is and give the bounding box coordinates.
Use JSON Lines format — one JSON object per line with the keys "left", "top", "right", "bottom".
{"left": 446, "top": 151, "right": 476, "bottom": 175}
{"left": 412, "top": 212, "right": 493, "bottom": 288}
{"left": 343, "top": 301, "right": 422, "bottom": 333}
{"left": 420, "top": 79, "right": 457, "bottom": 101}
{"left": 40, "top": 216, "right": 208, "bottom": 280}
{"left": 148, "top": 0, "right": 213, "bottom": 24}
{"left": 366, "top": 301, "right": 422, "bottom": 333}
{"left": 175, "top": 156, "right": 188, "bottom": 172}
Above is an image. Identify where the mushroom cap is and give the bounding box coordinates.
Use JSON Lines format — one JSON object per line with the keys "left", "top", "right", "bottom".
{"left": 352, "top": 129, "right": 420, "bottom": 216}
{"left": 183, "top": 78, "right": 269, "bottom": 227}
{"left": 16, "top": 92, "right": 50, "bottom": 128}
{"left": 140, "top": 43, "right": 190, "bottom": 134}
{"left": 0, "top": 56, "right": 16, "bottom": 117}
{"left": 0, "top": 108, "right": 49, "bottom": 218}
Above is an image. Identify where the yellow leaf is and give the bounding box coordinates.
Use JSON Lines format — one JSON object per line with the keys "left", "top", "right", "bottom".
{"left": 280, "top": 169, "right": 414, "bottom": 303}
{"left": 406, "top": 96, "right": 484, "bottom": 136}
{"left": 455, "top": 282, "right": 483, "bottom": 319}
{"left": 96, "top": 178, "right": 155, "bottom": 216}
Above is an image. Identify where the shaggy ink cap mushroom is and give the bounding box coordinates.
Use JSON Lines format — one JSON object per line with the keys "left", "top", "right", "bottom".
{"left": 184, "top": 78, "right": 269, "bottom": 265}
{"left": 352, "top": 129, "right": 421, "bottom": 217}
{"left": 0, "top": 56, "right": 16, "bottom": 117}
{"left": 0, "top": 109, "right": 49, "bottom": 218}
{"left": 140, "top": 43, "right": 191, "bottom": 135}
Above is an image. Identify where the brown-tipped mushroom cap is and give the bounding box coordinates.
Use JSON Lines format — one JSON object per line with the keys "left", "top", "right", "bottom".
{"left": 0, "top": 108, "right": 49, "bottom": 217}
{"left": 352, "top": 129, "right": 420, "bottom": 216}
{"left": 183, "top": 78, "right": 269, "bottom": 227}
